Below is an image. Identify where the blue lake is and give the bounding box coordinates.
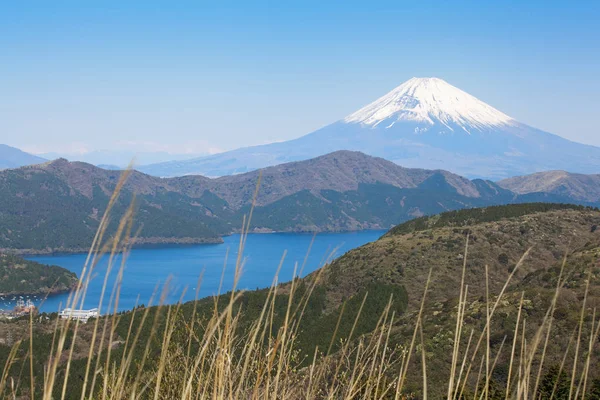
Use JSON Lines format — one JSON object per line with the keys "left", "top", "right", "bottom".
{"left": 14, "top": 231, "right": 385, "bottom": 314}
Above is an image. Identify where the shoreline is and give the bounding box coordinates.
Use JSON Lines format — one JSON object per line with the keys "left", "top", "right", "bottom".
{"left": 2, "top": 236, "right": 225, "bottom": 257}
{"left": 4, "top": 227, "right": 389, "bottom": 257}
{"left": 236, "top": 225, "right": 390, "bottom": 235}
{"left": 0, "top": 282, "right": 79, "bottom": 299}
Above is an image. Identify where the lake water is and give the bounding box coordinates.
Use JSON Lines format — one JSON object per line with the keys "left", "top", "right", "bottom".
{"left": 15, "top": 231, "right": 385, "bottom": 314}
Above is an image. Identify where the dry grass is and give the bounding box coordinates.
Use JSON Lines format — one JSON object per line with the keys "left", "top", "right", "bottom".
{"left": 1, "top": 170, "right": 599, "bottom": 399}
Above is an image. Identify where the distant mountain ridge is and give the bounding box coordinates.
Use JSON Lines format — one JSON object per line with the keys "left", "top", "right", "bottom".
{"left": 498, "top": 170, "right": 600, "bottom": 203}
{"left": 0, "top": 144, "right": 46, "bottom": 169}
{"left": 203, "top": 151, "right": 484, "bottom": 207}
{"left": 139, "top": 77, "right": 600, "bottom": 179}
{"left": 39, "top": 150, "right": 207, "bottom": 168}
{"left": 1, "top": 151, "right": 597, "bottom": 253}
{"left": 37, "top": 151, "right": 487, "bottom": 208}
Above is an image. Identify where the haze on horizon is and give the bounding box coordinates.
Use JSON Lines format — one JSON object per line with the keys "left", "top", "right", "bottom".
{"left": 1, "top": 0, "right": 599, "bottom": 163}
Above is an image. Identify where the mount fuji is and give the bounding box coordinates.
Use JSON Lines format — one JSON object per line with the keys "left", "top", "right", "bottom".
{"left": 140, "top": 78, "right": 600, "bottom": 179}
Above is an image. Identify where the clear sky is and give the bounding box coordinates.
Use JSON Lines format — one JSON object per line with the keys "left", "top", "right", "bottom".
{"left": 1, "top": 0, "right": 599, "bottom": 157}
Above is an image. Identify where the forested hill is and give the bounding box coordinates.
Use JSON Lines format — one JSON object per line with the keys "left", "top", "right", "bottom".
{"left": 386, "top": 203, "right": 598, "bottom": 236}
{"left": 295, "top": 203, "right": 600, "bottom": 397}
{"left": 0, "top": 152, "right": 598, "bottom": 253}
{"left": 0, "top": 253, "right": 77, "bottom": 296}
{"left": 0, "top": 160, "right": 227, "bottom": 253}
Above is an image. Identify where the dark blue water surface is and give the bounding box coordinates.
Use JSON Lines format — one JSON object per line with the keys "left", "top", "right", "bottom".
{"left": 17, "top": 231, "right": 384, "bottom": 314}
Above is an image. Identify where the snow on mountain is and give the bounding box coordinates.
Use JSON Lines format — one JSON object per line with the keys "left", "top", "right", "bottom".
{"left": 139, "top": 78, "right": 600, "bottom": 179}
{"left": 344, "top": 77, "right": 515, "bottom": 132}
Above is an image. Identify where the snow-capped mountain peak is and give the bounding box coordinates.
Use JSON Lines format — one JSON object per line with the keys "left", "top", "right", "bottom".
{"left": 140, "top": 76, "right": 600, "bottom": 181}
{"left": 344, "top": 77, "right": 515, "bottom": 132}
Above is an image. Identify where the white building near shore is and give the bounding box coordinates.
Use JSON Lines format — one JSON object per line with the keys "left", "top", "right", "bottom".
{"left": 59, "top": 308, "right": 99, "bottom": 323}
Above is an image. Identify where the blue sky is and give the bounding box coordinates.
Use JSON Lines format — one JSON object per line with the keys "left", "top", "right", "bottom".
{"left": 1, "top": 0, "right": 599, "bottom": 157}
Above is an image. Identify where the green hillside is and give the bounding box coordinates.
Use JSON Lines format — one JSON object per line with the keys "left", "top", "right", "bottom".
{"left": 0, "top": 253, "right": 77, "bottom": 296}
{"left": 387, "top": 202, "right": 597, "bottom": 236}
{"left": 0, "top": 167, "right": 228, "bottom": 252}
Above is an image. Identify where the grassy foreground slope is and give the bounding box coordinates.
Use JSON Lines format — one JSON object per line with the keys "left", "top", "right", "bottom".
{"left": 1, "top": 203, "right": 600, "bottom": 398}
{"left": 309, "top": 203, "right": 600, "bottom": 396}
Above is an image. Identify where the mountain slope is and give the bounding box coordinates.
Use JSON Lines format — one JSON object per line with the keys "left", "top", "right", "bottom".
{"left": 304, "top": 203, "right": 600, "bottom": 396}
{"left": 309, "top": 203, "right": 600, "bottom": 310}
{"left": 140, "top": 78, "right": 600, "bottom": 180}
{"left": 0, "top": 144, "right": 46, "bottom": 169}
{"left": 498, "top": 170, "right": 600, "bottom": 203}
